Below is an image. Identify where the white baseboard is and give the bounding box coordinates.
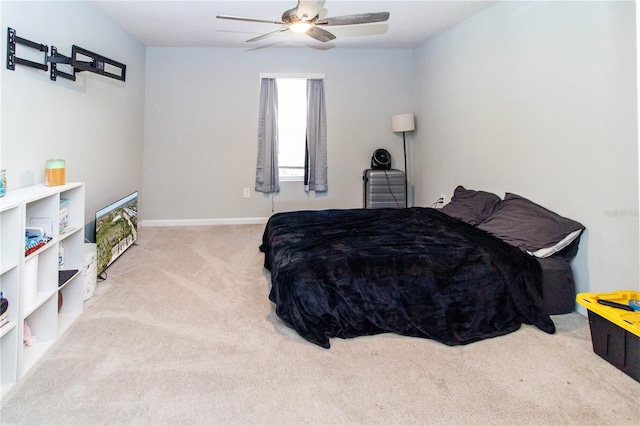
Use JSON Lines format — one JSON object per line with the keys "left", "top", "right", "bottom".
{"left": 139, "top": 217, "right": 269, "bottom": 227}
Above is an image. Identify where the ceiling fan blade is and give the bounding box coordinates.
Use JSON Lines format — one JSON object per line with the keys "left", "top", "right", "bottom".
{"left": 216, "top": 15, "right": 284, "bottom": 25}
{"left": 315, "top": 12, "right": 390, "bottom": 26}
{"left": 246, "top": 28, "right": 290, "bottom": 42}
{"left": 305, "top": 26, "right": 336, "bottom": 42}
{"left": 296, "top": 0, "right": 325, "bottom": 21}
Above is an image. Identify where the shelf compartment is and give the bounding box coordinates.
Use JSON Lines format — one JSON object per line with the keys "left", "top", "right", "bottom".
{"left": 1, "top": 203, "right": 21, "bottom": 274}
{"left": 1, "top": 324, "right": 18, "bottom": 394}
{"left": 22, "top": 255, "right": 40, "bottom": 312}
{"left": 59, "top": 272, "right": 83, "bottom": 316}
{"left": 0, "top": 267, "right": 19, "bottom": 324}
{"left": 21, "top": 293, "right": 58, "bottom": 376}
{"left": 21, "top": 339, "right": 55, "bottom": 376}
{"left": 23, "top": 289, "right": 56, "bottom": 318}
{"left": 22, "top": 292, "right": 57, "bottom": 337}
{"left": 25, "top": 197, "right": 57, "bottom": 236}
{"left": 60, "top": 184, "right": 85, "bottom": 232}
{"left": 58, "top": 269, "right": 80, "bottom": 291}
{"left": 0, "top": 262, "right": 18, "bottom": 276}
{"left": 24, "top": 237, "right": 56, "bottom": 261}
{"left": 0, "top": 320, "right": 16, "bottom": 339}
{"left": 23, "top": 240, "right": 58, "bottom": 315}
{"left": 24, "top": 239, "right": 54, "bottom": 259}
{"left": 59, "top": 226, "right": 81, "bottom": 241}
{"left": 58, "top": 311, "right": 81, "bottom": 336}
{"left": 59, "top": 230, "right": 83, "bottom": 272}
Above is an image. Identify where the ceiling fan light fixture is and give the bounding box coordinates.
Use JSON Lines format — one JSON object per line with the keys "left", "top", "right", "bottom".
{"left": 290, "top": 22, "right": 312, "bottom": 33}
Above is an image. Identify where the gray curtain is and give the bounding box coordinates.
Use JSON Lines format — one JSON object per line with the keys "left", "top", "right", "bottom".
{"left": 305, "top": 79, "right": 328, "bottom": 192}
{"left": 255, "top": 78, "right": 279, "bottom": 193}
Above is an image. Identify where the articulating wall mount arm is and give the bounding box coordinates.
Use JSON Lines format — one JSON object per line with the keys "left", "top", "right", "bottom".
{"left": 6, "top": 27, "right": 127, "bottom": 83}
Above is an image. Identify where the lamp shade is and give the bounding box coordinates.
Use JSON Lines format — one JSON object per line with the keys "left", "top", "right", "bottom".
{"left": 392, "top": 113, "right": 415, "bottom": 132}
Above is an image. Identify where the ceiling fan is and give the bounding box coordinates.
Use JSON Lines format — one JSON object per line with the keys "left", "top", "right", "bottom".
{"left": 216, "top": 0, "right": 390, "bottom": 43}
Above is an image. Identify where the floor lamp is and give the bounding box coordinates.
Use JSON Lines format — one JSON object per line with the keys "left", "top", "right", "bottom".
{"left": 392, "top": 113, "right": 415, "bottom": 208}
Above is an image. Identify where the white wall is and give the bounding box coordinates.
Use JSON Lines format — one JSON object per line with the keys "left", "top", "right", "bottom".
{"left": 0, "top": 1, "right": 146, "bottom": 236}
{"left": 5, "top": 1, "right": 636, "bottom": 300}
{"left": 142, "top": 47, "right": 412, "bottom": 222}
{"left": 411, "top": 1, "right": 639, "bottom": 300}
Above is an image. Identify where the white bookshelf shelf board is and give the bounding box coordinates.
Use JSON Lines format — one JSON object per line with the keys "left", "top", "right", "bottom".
{"left": 59, "top": 270, "right": 81, "bottom": 291}
{"left": 21, "top": 340, "right": 55, "bottom": 375}
{"left": 0, "top": 262, "right": 18, "bottom": 277}
{"left": 0, "top": 321, "right": 16, "bottom": 339}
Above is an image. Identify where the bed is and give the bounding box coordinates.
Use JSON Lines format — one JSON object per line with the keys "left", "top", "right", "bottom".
{"left": 260, "top": 187, "right": 584, "bottom": 349}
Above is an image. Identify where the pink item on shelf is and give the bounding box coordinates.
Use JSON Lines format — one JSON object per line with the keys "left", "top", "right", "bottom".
{"left": 23, "top": 321, "right": 36, "bottom": 346}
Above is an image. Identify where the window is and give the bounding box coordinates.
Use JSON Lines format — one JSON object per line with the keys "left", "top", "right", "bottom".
{"left": 255, "top": 74, "right": 326, "bottom": 194}
{"left": 276, "top": 78, "right": 307, "bottom": 180}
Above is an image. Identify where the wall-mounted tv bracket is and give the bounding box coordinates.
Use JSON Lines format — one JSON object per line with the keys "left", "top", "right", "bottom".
{"left": 6, "top": 27, "right": 126, "bottom": 83}
{"left": 71, "top": 45, "right": 126, "bottom": 82}
{"left": 48, "top": 46, "right": 75, "bottom": 81}
{"left": 6, "top": 27, "right": 48, "bottom": 72}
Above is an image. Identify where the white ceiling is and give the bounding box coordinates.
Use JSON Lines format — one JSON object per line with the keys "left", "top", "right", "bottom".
{"left": 91, "top": 1, "right": 497, "bottom": 49}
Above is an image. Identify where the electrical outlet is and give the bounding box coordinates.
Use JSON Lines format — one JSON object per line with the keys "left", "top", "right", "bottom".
{"left": 440, "top": 194, "right": 447, "bottom": 204}
{"left": 243, "top": 188, "right": 250, "bottom": 198}
{"left": 433, "top": 194, "right": 446, "bottom": 208}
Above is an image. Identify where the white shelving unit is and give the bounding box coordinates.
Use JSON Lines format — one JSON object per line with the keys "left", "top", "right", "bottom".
{"left": 0, "top": 183, "right": 84, "bottom": 394}
{"left": 1, "top": 200, "right": 22, "bottom": 395}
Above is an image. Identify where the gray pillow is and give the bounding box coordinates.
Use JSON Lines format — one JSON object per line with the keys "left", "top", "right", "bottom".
{"left": 477, "top": 193, "right": 584, "bottom": 252}
{"left": 440, "top": 186, "right": 502, "bottom": 225}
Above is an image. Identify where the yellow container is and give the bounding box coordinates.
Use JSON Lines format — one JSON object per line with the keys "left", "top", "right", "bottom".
{"left": 576, "top": 291, "right": 640, "bottom": 337}
{"left": 45, "top": 159, "right": 65, "bottom": 186}
{"left": 577, "top": 290, "right": 640, "bottom": 382}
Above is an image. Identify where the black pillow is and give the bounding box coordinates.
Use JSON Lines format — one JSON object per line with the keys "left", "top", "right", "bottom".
{"left": 477, "top": 193, "right": 584, "bottom": 253}
{"left": 440, "top": 186, "right": 502, "bottom": 225}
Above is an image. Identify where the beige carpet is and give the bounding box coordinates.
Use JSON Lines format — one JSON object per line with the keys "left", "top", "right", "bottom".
{"left": 1, "top": 225, "right": 638, "bottom": 425}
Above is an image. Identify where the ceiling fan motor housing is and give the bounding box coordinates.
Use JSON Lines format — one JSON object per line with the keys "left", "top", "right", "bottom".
{"left": 282, "top": 7, "right": 301, "bottom": 23}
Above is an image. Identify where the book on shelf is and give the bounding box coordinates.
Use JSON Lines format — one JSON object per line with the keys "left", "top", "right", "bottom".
{"left": 1, "top": 292, "right": 7, "bottom": 317}
{"left": 0, "top": 298, "right": 7, "bottom": 327}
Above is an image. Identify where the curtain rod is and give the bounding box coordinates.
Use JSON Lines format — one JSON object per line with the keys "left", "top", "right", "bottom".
{"left": 259, "top": 73, "right": 325, "bottom": 79}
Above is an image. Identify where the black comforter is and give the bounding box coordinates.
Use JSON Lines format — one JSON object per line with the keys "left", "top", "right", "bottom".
{"left": 260, "top": 207, "right": 555, "bottom": 348}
